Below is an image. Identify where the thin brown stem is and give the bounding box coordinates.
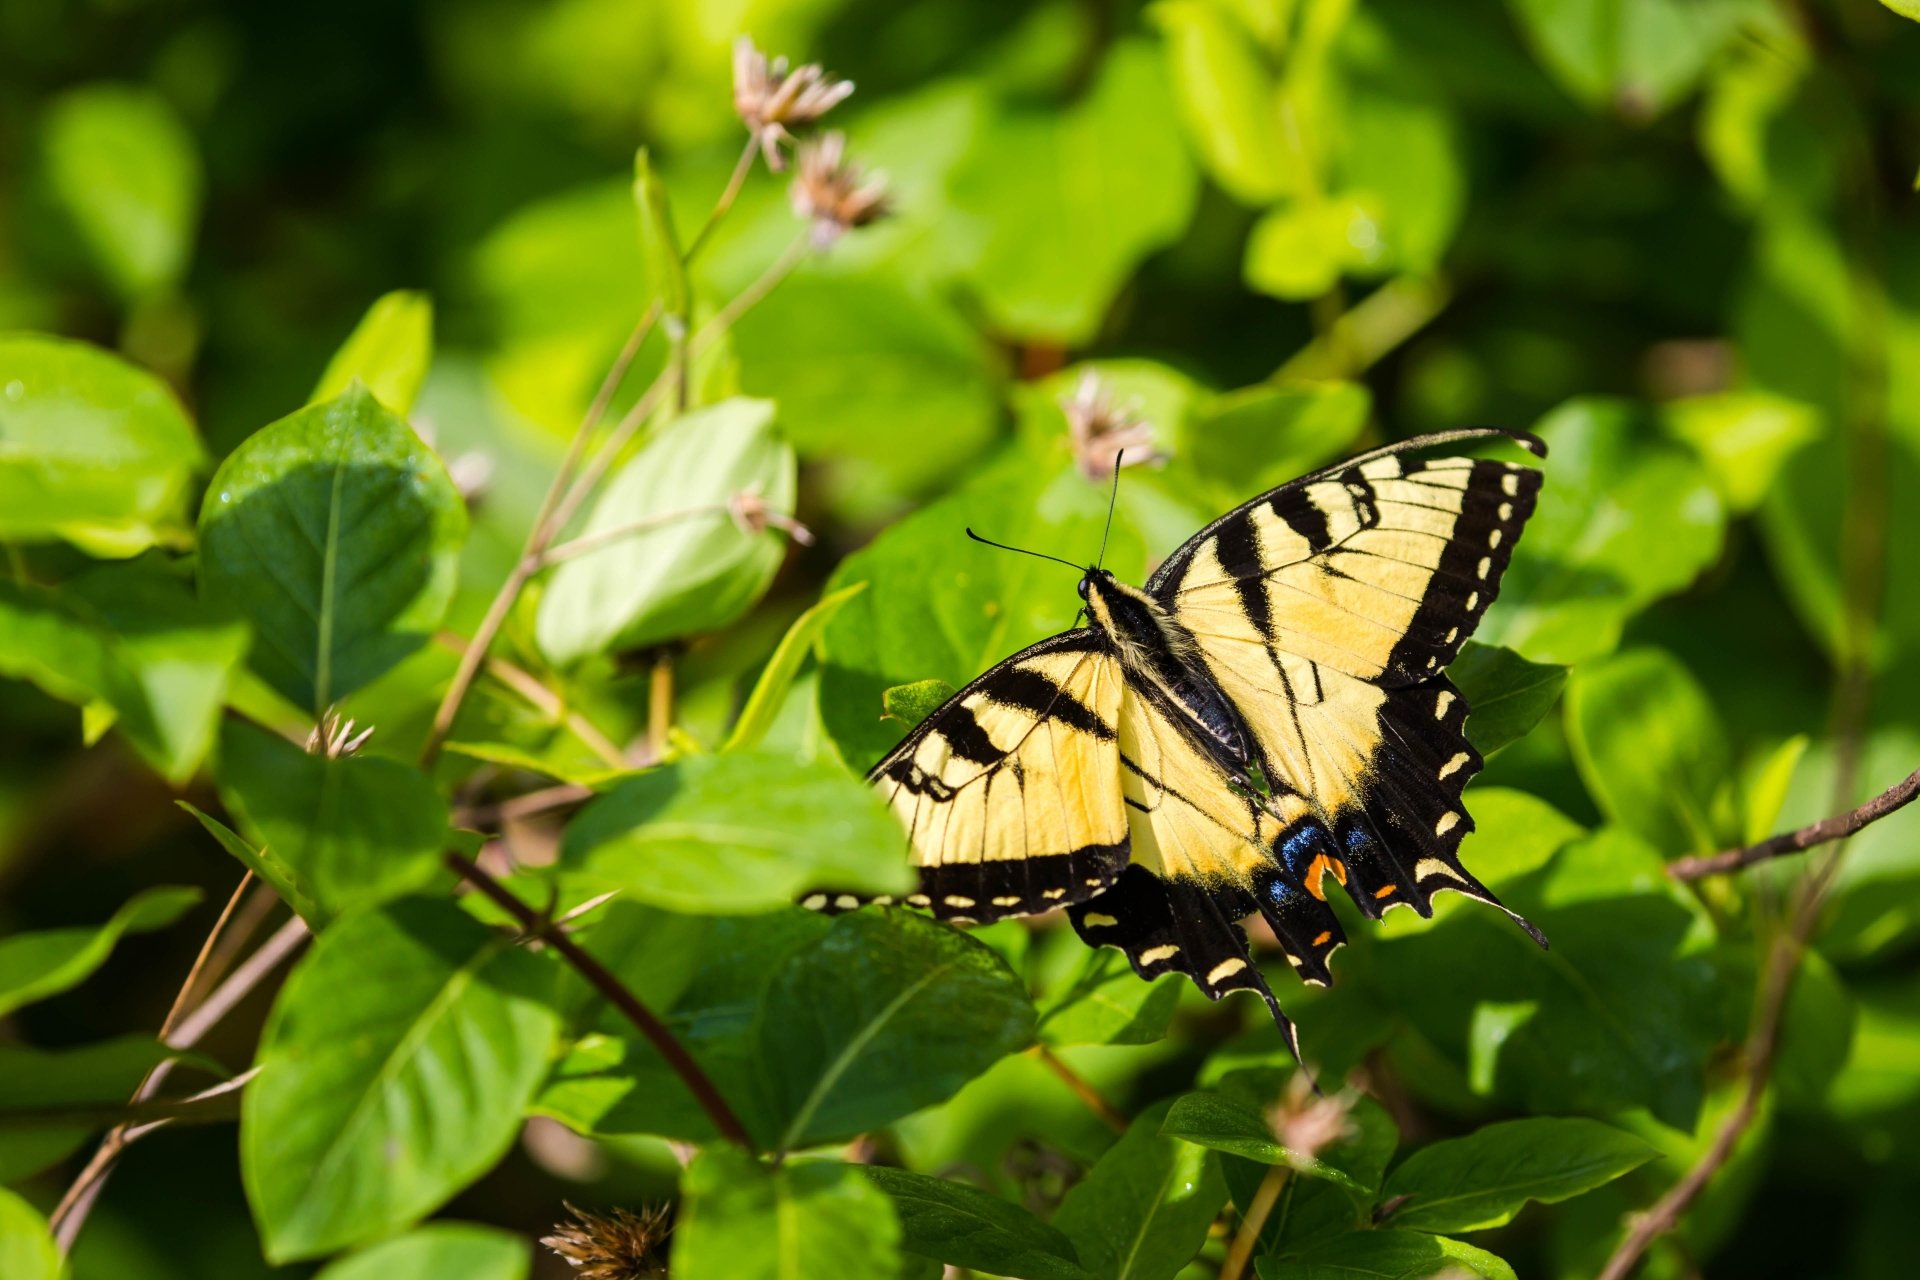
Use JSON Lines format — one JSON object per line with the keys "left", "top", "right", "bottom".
{"left": 647, "top": 653, "right": 675, "bottom": 763}
{"left": 1029, "top": 1045, "right": 1128, "bottom": 1134}
{"left": 1668, "top": 765, "right": 1920, "bottom": 880}
{"left": 684, "top": 137, "right": 760, "bottom": 264}
{"left": 538, "top": 503, "right": 733, "bottom": 567}
{"left": 1221, "top": 1164, "right": 1290, "bottom": 1280}
{"left": 444, "top": 851, "right": 754, "bottom": 1148}
{"left": 157, "top": 873, "right": 252, "bottom": 1040}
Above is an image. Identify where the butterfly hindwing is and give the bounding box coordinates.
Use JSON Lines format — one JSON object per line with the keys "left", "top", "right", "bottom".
{"left": 853, "top": 631, "right": 1131, "bottom": 923}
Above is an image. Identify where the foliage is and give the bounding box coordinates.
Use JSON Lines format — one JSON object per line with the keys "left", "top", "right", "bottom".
{"left": 2, "top": 2, "right": 1918, "bottom": 1278}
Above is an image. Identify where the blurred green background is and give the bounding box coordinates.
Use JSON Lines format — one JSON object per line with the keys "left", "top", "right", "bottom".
{"left": 6, "top": 0, "right": 1920, "bottom": 1275}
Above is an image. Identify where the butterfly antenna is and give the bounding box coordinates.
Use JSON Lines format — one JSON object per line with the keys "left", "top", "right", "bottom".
{"left": 964, "top": 528, "right": 1085, "bottom": 574}
{"left": 1095, "top": 448, "right": 1124, "bottom": 571}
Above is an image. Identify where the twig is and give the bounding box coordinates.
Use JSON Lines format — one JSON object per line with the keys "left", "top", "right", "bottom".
{"left": 1277, "top": 277, "right": 1450, "bottom": 383}
{"left": 1668, "top": 765, "right": 1920, "bottom": 880}
{"left": 684, "top": 137, "right": 760, "bottom": 264}
{"left": 157, "top": 873, "right": 253, "bottom": 1039}
{"left": 444, "top": 851, "right": 754, "bottom": 1148}
{"left": 1221, "top": 1164, "right": 1290, "bottom": 1280}
{"left": 1029, "top": 1045, "right": 1128, "bottom": 1134}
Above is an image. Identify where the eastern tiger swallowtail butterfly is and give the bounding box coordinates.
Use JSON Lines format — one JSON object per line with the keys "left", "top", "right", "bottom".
{"left": 807, "top": 428, "right": 1549, "bottom": 1065}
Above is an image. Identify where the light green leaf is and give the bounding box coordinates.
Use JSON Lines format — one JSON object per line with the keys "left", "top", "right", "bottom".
{"left": 0, "top": 1036, "right": 192, "bottom": 1182}
{"left": 864, "top": 1166, "right": 1092, "bottom": 1280}
{"left": 243, "top": 898, "right": 561, "bottom": 1261}
{"left": 1340, "top": 81, "right": 1465, "bottom": 277}
{"left": 1152, "top": 0, "right": 1290, "bottom": 204}
{"left": 725, "top": 582, "right": 868, "bottom": 753}
{"left": 0, "top": 1187, "right": 62, "bottom": 1280}
{"left": 560, "top": 751, "right": 912, "bottom": 914}
{"left": 1258, "top": 1229, "right": 1515, "bottom": 1280}
{"left": 1380, "top": 1117, "right": 1658, "bottom": 1233}
{"left": 1054, "top": 1100, "right": 1227, "bottom": 1280}
{"left": 535, "top": 397, "right": 793, "bottom": 664}
{"left": 0, "top": 333, "right": 203, "bottom": 556}
{"left": 952, "top": 41, "right": 1198, "bottom": 342}
{"left": 1245, "top": 199, "right": 1373, "bottom": 301}
{"left": 1742, "top": 733, "right": 1809, "bottom": 845}
{"left": 198, "top": 384, "right": 468, "bottom": 715}
{"left": 1505, "top": 0, "right": 1747, "bottom": 119}
{"left": 311, "top": 292, "right": 434, "bottom": 415}
{"left": 39, "top": 84, "right": 201, "bottom": 298}
{"left": 1179, "top": 381, "right": 1371, "bottom": 505}
{"left": 1449, "top": 642, "right": 1568, "bottom": 757}
{"left": 1160, "top": 1093, "right": 1367, "bottom": 1191}
{"left": 313, "top": 1223, "right": 530, "bottom": 1280}
{"left": 1456, "top": 789, "right": 1584, "bottom": 888}
{"left": 215, "top": 719, "right": 449, "bottom": 916}
{"left": 1661, "top": 391, "right": 1820, "bottom": 513}
{"left": 1039, "top": 951, "right": 1183, "bottom": 1047}
{"left": 1879, "top": 0, "right": 1920, "bottom": 20}
{"left": 760, "top": 910, "right": 1036, "bottom": 1151}
{"left": 177, "top": 800, "right": 325, "bottom": 926}
{"left": 674, "top": 1149, "right": 900, "bottom": 1280}
{"left": 633, "top": 149, "right": 688, "bottom": 317}
{"left": 0, "top": 885, "right": 199, "bottom": 1018}
{"left": 1566, "top": 647, "right": 1732, "bottom": 856}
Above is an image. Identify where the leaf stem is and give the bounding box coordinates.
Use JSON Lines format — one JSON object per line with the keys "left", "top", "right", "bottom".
{"left": 443, "top": 850, "right": 755, "bottom": 1149}
{"left": 1667, "top": 765, "right": 1920, "bottom": 880}
{"left": 647, "top": 652, "right": 675, "bottom": 764}
{"left": 1220, "top": 1163, "right": 1290, "bottom": 1280}
{"left": 683, "top": 137, "right": 761, "bottom": 265}
{"left": 1029, "top": 1044, "right": 1128, "bottom": 1134}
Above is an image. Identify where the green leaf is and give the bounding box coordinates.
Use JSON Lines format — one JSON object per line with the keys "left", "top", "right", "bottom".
{"left": 1379, "top": 1117, "right": 1658, "bottom": 1233}
{"left": 560, "top": 750, "right": 912, "bottom": 914}
{"left": 198, "top": 384, "right": 468, "bottom": 715}
{"left": 1660, "top": 391, "right": 1820, "bottom": 514}
{"left": 1505, "top": 0, "right": 1746, "bottom": 119}
{"left": 1340, "top": 80, "right": 1465, "bottom": 277}
{"left": 863, "top": 1166, "right": 1092, "bottom": 1280}
{"left": 1152, "top": 0, "right": 1290, "bottom": 204}
{"left": 535, "top": 397, "right": 793, "bottom": 664}
{"left": 216, "top": 718, "right": 449, "bottom": 916}
{"left": 881, "top": 679, "right": 957, "bottom": 732}
{"left": 1245, "top": 199, "right": 1375, "bottom": 301}
{"left": 1038, "top": 951, "right": 1183, "bottom": 1047}
{"left": 0, "top": 1187, "right": 62, "bottom": 1280}
{"left": 731, "top": 274, "right": 1002, "bottom": 500}
{"left": 1742, "top": 733, "right": 1808, "bottom": 845}
{"left": 1216, "top": 1092, "right": 1401, "bottom": 1256}
{"left": 724, "top": 582, "right": 868, "bottom": 753}
{"left": 177, "top": 801, "right": 324, "bottom": 927}
{"left": 951, "top": 41, "right": 1198, "bottom": 342}
{"left": 1566, "top": 647, "right": 1731, "bottom": 856}
{"left": 242, "top": 898, "right": 561, "bottom": 1261}
{"left": 1453, "top": 788, "right": 1584, "bottom": 887}
{"left": 1178, "top": 382, "right": 1371, "bottom": 507}
{"left": 0, "top": 1036, "right": 192, "bottom": 1182}
{"left": 633, "top": 149, "right": 688, "bottom": 317}
{"left": 1257, "top": 1229, "right": 1515, "bottom": 1280}
{"left": 39, "top": 83, "right": 201, "bottom": 298}
{"left": 760, "top": 909, "right": 1036, "bottom": 1151}
{"left": 313, "top": 1223, "right": 530, "bottom": 1280}
{"left": 1054, "top": 1100, "right": 1227, "bottom": 1280}
{"left": 0, "top": 885, "right": 199, "bottom": 1018}
{"left": 674, "top": 1149, "right": 900, "bottom": 1280}
{"left": 0, "top": 333, "right": 204, "bottom": 556}
{"left": 1449, "top": 642, "right": 1568, "bottom": 757}
{"left": 1160, "top": 1093, "right": 1366, "bottom": 1192}
{"left": 0, "top": 570, "right": 246, "bottom": 782}
{"left": 311, "top": 292, "right": 434, "bottom": 415}
{"left": 1475, "top": 399, "right": 1726, "bottom": 666}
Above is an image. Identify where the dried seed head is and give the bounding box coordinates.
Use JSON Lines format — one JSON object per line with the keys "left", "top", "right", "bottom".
{"left": 1061, "top": 372, "right": 1164, "bottom": 481}
{"left": 1264, "top": 1072, "right": 1354, "bottom": 1166}
{"left": 733, "top": 36, "right": 854, "bottom": 171}
{"left": 728, "top": 485, "right": 815, "bottom": 545}
{"left": 542, "top": 1201, "right": 671, "bottom": 1280}
{"left": 305, "top": 712, "right": 374, "bottom": 759}
{"left": 789, "top": 132, "right": 890, "bottom": 248}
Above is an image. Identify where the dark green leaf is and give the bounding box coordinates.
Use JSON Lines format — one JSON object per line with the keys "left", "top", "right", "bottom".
{"left": 242, "top": 898, "right": 561, "bottom": 1260}
{"left": 1380, "top": 1117, "right": 1657, "bottom": 1233}
{"left": 198, "top": 384, "right": 468, "bottom": 714}
{"left": 1449, "top": 641, "right": 1568, "bottom": 756}
{"left": 535, "top": 397, "right": 793, "bottom": 663}
{"left": 1160, "top": 1093, "right": 1366, "bottom": 1192}
{"left": 863, "top": 1166, "right": 1092, "bottom": 1280}
{"left": 1505, "top": 0, "right": 1745, "bottom": 118}
{"left": 0, "top": 1187, "right": 61, "bottom": 1280}
{"left": 0, "top": 1035, "right": 192, "bottom": 1181}
{"left": 0, "top": 885, "right": 199, "bottom": 1018}
{"left": 311, "top": 291, "right": 434, "bottom": 415}
{"left": 1039, "top": 951, "right": 1183, "bottom": 1047}
{"left": 0, "top": 333, "right": 203, "bottom": 556}
{"left": 313, "top": 1223, "right": 530, "bottom": 1280}
{"left": 1054, "top": 1100, "right": 1226, "bottom": 1280}
{"left": 177, "top": 801, "right": 325, "bottom": 927}
{"left": 216, "top": 718, "right": 449, "bottom": 916}
{"left": 759, "top": 909, "right": 1036, "bottom": 1151}
{"left": 1565, "top": 647, "right": 1731, "bottom": 856}
{"left": 1257, "top": 1228, "right": 1515, "bottom": 1280}
{"left": 1217, "top": 1092, "right": 1401, "bottom": 1256}
{"left": 560, "top": 750, "right": 912, "bottom": 914}
{"left": 674, "top": 1149, "right": 900, "bottom": 1280}
{"left": 725, "top": 582, "right": 868, "bottom": 753}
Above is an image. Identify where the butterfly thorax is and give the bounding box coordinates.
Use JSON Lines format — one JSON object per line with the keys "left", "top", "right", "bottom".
{"left": 1078, "top": 569, "right": 1250, "bottom": 767}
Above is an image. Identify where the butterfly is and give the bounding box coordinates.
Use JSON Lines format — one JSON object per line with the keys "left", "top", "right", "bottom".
{"left": 808, "top": 428, "right": 1549, "bottom": 1065}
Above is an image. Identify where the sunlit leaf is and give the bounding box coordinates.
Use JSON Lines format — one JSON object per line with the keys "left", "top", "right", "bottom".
{"left": 1379, "top": 1116, "right": 1656, "bottom": 1233}
{"left": 1152, "top": 0, "right": 1290, "bottom": 204}
{"left": 1660, "top": 391, "right": 1820, "bottom": 514}
{"left": 311, "top": 291, "right": 435, "bottom": 415}
{"left": 1038, "top": 951, "right": 1183, "bottom": 1047}
{"left": 725, "top": 583, "right": 867, "bottom": 753}
{"left": 674, "top": 1149, "right": 899, "bottom": 1280}
{"left": 1258, "top": 1229, "right": 1516, "bottom": 1279}
{"left": 313, "top": 1223, "right": 530, "bottom": 1280}
{"left": 1054, "top": 1100, "right": 1226, "bottom": 1280}
{"left": 0, "top": 1187, "right": 61, "bottom": 1280}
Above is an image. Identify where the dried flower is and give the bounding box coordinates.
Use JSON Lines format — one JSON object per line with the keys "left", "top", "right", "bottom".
{"left": 729, "top": 484, "right": 815, "bottom": 545}
{"left": 789, "top": 132, "right": 889, "bottom": 248}
{"left": 1061, "top": 372, "right": 1165, "bottom": 481}
{"left": 305, "top": 712, "right": 374, "bottom": 759}
{"left": 733, "top": 36, "right": 854, "bottom": 171}
{"left": 543, "top": 1201, "right": 671, "bottom": 1280}
{"left": 1264, "top": 1072, "right": 1354, "bottom": 1167}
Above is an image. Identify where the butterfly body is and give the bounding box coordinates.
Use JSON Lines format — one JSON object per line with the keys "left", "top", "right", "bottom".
{"left": 818, "top": 429, "right": 1552, "bottom": 1065}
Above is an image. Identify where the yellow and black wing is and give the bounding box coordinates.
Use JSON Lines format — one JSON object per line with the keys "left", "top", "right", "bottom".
{"left": 1148, "top": 430, "right": 1548, "bottom": 933}
{"left": 842, "top": 631, "right": 1133, "bottom": 923}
